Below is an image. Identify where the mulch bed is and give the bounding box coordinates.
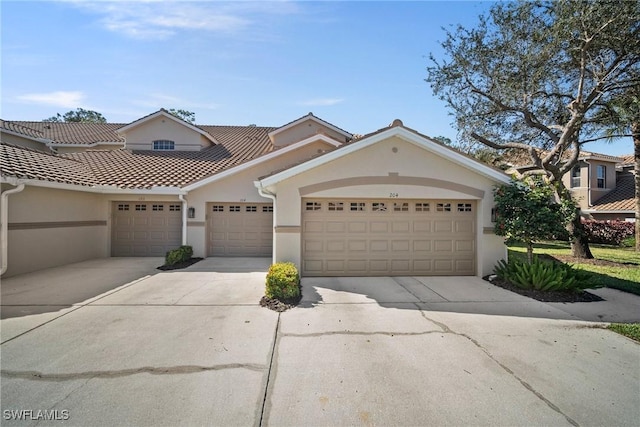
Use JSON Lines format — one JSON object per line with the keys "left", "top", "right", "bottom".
{"left": 259, "top": 293, "right": 302, "bottom": 312}
{"left": 157, "top": 257, "right": 203, "bottom": 271}
{"left": 484, "top": 275, "right": 604, "bottom": 303}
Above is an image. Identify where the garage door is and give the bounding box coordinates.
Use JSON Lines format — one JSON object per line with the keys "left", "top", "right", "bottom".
{"left": 111, "top": 202, "right": 182, "bottom": 256}
{"left": 207, "top": 203, "right": 273, "bottom": 256}
{"left": 302, "top": 199, "right": 476, "bottom": 276}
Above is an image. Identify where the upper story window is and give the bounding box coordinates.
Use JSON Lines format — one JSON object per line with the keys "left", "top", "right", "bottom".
{"left": 153, "top": 140, "right": 175, "bottom": 150}
{"left": 596, "top": 165, "right": 606, "bottom": 188}
{"left": 571, "top": 166, "right": 581, "bottom": 188}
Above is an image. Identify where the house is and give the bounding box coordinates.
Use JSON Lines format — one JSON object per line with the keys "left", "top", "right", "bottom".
{"left": 505, "top": 148, "right": 636, "bottom": 222}
{"left": 1, "top": 110, "right": 509, "bottom": 278}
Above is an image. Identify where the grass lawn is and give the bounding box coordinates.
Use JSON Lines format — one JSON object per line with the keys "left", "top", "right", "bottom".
{"left": 608, "top": 323, "right": 640, "bottom": 342}
{"left": 508, "top": 241, "right": 640, "bottom": 296}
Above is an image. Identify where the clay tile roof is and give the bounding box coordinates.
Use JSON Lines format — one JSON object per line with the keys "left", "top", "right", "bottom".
{"left": 619, "top": 154, "right": 635, "bottom": 166}
{"left": 1, "top": 143, "right": 98, "bottom": 186}
{"left": 61, "top": 125, "right": 277, "bottom": 189}
{"left": 590, "top": 171, "right": 636, "bottom": 211}
{"left": 0, "top": 120, "right": 48, "bottom": 140}
{"left": 9, "top": 121, "right": 125, "bottom": 145}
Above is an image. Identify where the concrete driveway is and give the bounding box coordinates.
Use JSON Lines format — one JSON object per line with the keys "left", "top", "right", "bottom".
{"left": 1, "top": 259, "right": 639, "bottom": 426}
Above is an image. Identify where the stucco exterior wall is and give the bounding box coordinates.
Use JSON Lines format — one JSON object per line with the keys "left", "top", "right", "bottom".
{"left": 1, "top": 132, "right": 50, "bottom": 152}
{"left": 184, "top": 139, "right": 336, "bottom": 257}
{"left": 272, "top": 119, "right": 348, "bottom": 147}
{"left": 265, "top": 136, "right": 506, "bottom": 276}
{"left": 2, "top": 185, "right": 109, "bottom": 277}
{"left": 124, "top": 116, "right": 210, "bottom": 151}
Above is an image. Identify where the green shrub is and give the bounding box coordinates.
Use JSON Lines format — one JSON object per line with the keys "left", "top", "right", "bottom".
{"left": 165, "top": 245, "right": 193, "bottom": 266}
{"left": 265, "top": 262, "right": 300, "bottom": 300}
{"left": 494, "top": 257, "right": 600, "bottom": 292}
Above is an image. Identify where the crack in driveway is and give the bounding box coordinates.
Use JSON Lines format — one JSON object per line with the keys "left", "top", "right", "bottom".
{"left": 1, "top": 363, "right": 266, "bottom": 381}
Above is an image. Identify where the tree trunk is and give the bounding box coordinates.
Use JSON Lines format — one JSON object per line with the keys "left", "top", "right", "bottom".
{"left": 553, "top": 179, "right": 594, "bottom": 258}
{"left": 526, "top": 242, "right": 534, "bottom": 264}
{"left": 568, "top": 211, "right": 594, "bottom": 258}
{"left": 633, "top": 121, "right": 639, "bottom": 252}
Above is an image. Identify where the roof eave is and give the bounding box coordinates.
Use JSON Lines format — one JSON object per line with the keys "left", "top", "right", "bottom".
{"left": 268, "top": 113, "right": 352, "bottom": 142}
{"left": 258, "top": 126, "right": 510, "bottom": 188}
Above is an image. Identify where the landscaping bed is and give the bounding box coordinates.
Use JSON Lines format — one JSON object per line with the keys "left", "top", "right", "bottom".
{"left": 259, "top": 293, "right": 302, "bottom": 312}
{"left": 157, "top": 257, "right": 203, "bottom": 271}
{"left": 485, "top": 275, "right": 603, "bottom": 303}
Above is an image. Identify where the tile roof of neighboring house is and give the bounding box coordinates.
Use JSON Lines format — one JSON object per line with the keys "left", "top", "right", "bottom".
{"left": 61, "top": 125, "right": 277, "bottom": 189}
{"left": 8, "top": 121, "right": 125, "bottom": 145}
{"left": 271, "top": 112, "right": 353, "bottom": 138}
{"left": 1, "top": 143, "right": 98, "bottom": 186}
{"left": 590, "top": 170, "right": 636, "bottom": 211}
{"left": 620, "top": 154, "right": 635, "bottom": 167}
{"left": 0, "top": 120, "right": 48, "bottom": 140}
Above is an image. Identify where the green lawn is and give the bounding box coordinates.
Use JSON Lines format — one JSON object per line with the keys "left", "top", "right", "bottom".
{"left": 608, "top": 323, "right": 640, "bottom": 342}
{"left": 508, "top": 242, "right": 640, "bottom": 296}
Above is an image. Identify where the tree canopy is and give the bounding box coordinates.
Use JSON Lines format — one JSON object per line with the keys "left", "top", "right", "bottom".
{"left": 167, "top": 109, "right": 196, "bottom": 124}
{"left": 43, "top": 108, "right": 107, "bottom": 123}
{"left": 426, "top": 0, "right": 640, "bottom": 257}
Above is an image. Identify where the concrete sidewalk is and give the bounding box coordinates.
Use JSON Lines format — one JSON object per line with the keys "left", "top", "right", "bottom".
{"left": 1, "top": 261, "right": 639, "bottom": 426}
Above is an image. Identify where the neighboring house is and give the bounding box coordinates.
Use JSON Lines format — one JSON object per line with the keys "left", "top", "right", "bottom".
{"left": 506, "top": 149, "right": 636, "bottom": 222}
{"left": 1, "top": 110, "right": 509, "bottom": 278}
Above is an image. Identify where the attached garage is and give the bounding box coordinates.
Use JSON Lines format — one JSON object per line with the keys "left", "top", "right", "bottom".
{"left": 207, "top": 202, "right": 273, "bottom": 256}
{"left": 111, "top": 202, "right": 182, "bottom": 256}
{"left": 302, "top": 198, "right": 475, "bottom": 276}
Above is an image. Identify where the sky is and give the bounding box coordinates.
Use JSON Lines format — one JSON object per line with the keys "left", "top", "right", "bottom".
{"left": 1, "top": 0, "right": 633, "bottom": 156}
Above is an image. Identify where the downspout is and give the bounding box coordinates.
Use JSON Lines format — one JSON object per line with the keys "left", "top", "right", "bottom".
{"left": 257, "top": 186, "right": 277, "bottom": 264}
{"left": 1, "top": 183, "right": 26, "bottom": 276}
{"left": 178, "top": 194, "right": 188, "bottom": 246}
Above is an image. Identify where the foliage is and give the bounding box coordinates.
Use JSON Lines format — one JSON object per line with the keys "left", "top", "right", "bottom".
{"left": 426, "top": 0, "right": 640, "bottom": 258}
{"left": 43, "top": 108, "right": 107, "bottom": 123}
{"left": 165, "top": 245, "right": 193, "bottom": 266}
{"left": 265, "top": 262, "right": 300, "bottom": 300}
{"left": 167, "top": 109, "right": 196, "bottom": 124}
{"left": 608, "top": 323, "right": 640, "bottom": 342}
{"left": 494, "top": 178, "right": 574, "bottom": 262}
{"left": 582, "top": 220, "right": 635, "bottom": 246}
{"left": 494, "top": 257, "right": 599, "bottom": 292}
{"left": 508, "top": 242, "right": 640, "bottom": 296}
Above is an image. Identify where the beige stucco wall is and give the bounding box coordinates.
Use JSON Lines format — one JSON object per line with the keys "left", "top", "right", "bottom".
{"left": 1, "top": 132, "right": 51, "bottom": 152}
{"left": 54, "top": 144, "right": 123, "bottom": 154}
{"left": 185, "top": 139, "right": 337, "bottom": 257}
{"left": 124, "top": 116, "right": 210, "bottom": 151}
{"left": 1, "top": 185, "right": 109, "bottom": 277}
{"left": 272, "top": 118, "right": 348, "bottom": 147}
{"left": 264, "top": 136, "right": 508, "bottom": 277}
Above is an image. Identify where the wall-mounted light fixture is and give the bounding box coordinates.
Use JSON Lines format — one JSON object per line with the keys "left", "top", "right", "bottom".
{"left": 491, "top": 207, "right": 497, "bottom": 223}
{"left": 187, "top": 207, "right": 195, "bottom": 219}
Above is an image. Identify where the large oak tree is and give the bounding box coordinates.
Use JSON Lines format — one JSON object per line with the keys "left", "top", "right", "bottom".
{"left": 426, "top": 0, "right": 640, "bottom": 257}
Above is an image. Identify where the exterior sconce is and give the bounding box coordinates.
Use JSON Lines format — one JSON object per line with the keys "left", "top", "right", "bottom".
{"left": 188, "top": 207, "right": 195, "bottom": 219}
{"left": 491, "top": 208, "right": 497, "bottom": 223}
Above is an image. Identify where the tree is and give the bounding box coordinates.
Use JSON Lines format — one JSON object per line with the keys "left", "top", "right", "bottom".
{"left": 43, "top": 108, "right": 107, "bottom": 123}
{"left": 596, "top": 83, "right": 640, "bottom": 251}
{"left": 494, "top": 178, "right": 574, "bottom": 263}
{"left": 426, "top": 0, "right": 640, "bottom": 258}
{"left": 166, "top": 109, "right": 195, "bottom": 124}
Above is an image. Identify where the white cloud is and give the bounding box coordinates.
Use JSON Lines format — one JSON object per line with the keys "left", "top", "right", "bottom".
{"left": 17, "top": 91, "right": 86, "bottom": 108}
{"left": 62, "top": 1, "right": 300, "bottom": 40}
{"left": 298, "top": 98, "right": 345, "bottom": 107}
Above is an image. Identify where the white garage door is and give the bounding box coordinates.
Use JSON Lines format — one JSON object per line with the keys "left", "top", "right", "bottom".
{"left": 111, "top": 202, "right": 182, "bottom": 256}
{"left": 207, "top": 203, "right": 273, "bottom": 256}
{"left": 302, "top": 199, "right": 476, "bottom": 276}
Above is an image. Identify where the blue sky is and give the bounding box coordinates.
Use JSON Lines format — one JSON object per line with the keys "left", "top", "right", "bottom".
{"left": 1, "top": 0, "right": 632, "bottom": 155}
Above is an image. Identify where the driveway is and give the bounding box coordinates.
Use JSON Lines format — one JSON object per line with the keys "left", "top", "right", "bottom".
{"left": 1, "top": 259, "right": 639, "bottom": 426}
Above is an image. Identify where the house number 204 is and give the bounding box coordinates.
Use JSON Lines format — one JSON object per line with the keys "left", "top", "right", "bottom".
{"left": 389, "top": 193, "right": 399, "bottom": 198}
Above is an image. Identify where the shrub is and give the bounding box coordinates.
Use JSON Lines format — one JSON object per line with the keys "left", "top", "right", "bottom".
{"left": 165, "top": 245, "right": 193, "bottom": 266}
{"left": 582, "top": 220, "right": 635, "bottom": 246}
{"left": 265, "top": 262, "right": 300, "bottom": 300}
{"left": 494, "top": 257, "right": 600, "bottom": 292}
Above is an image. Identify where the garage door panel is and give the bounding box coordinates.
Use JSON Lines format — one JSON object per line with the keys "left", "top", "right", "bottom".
{"left": 111, "top": 202, "right": 182, "bottom": 256}
{"left": 207, "top": 203, "right": 272, "bottom": 257}
{"left": 302, "top": 199, "right": 475, "bottom": 276}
